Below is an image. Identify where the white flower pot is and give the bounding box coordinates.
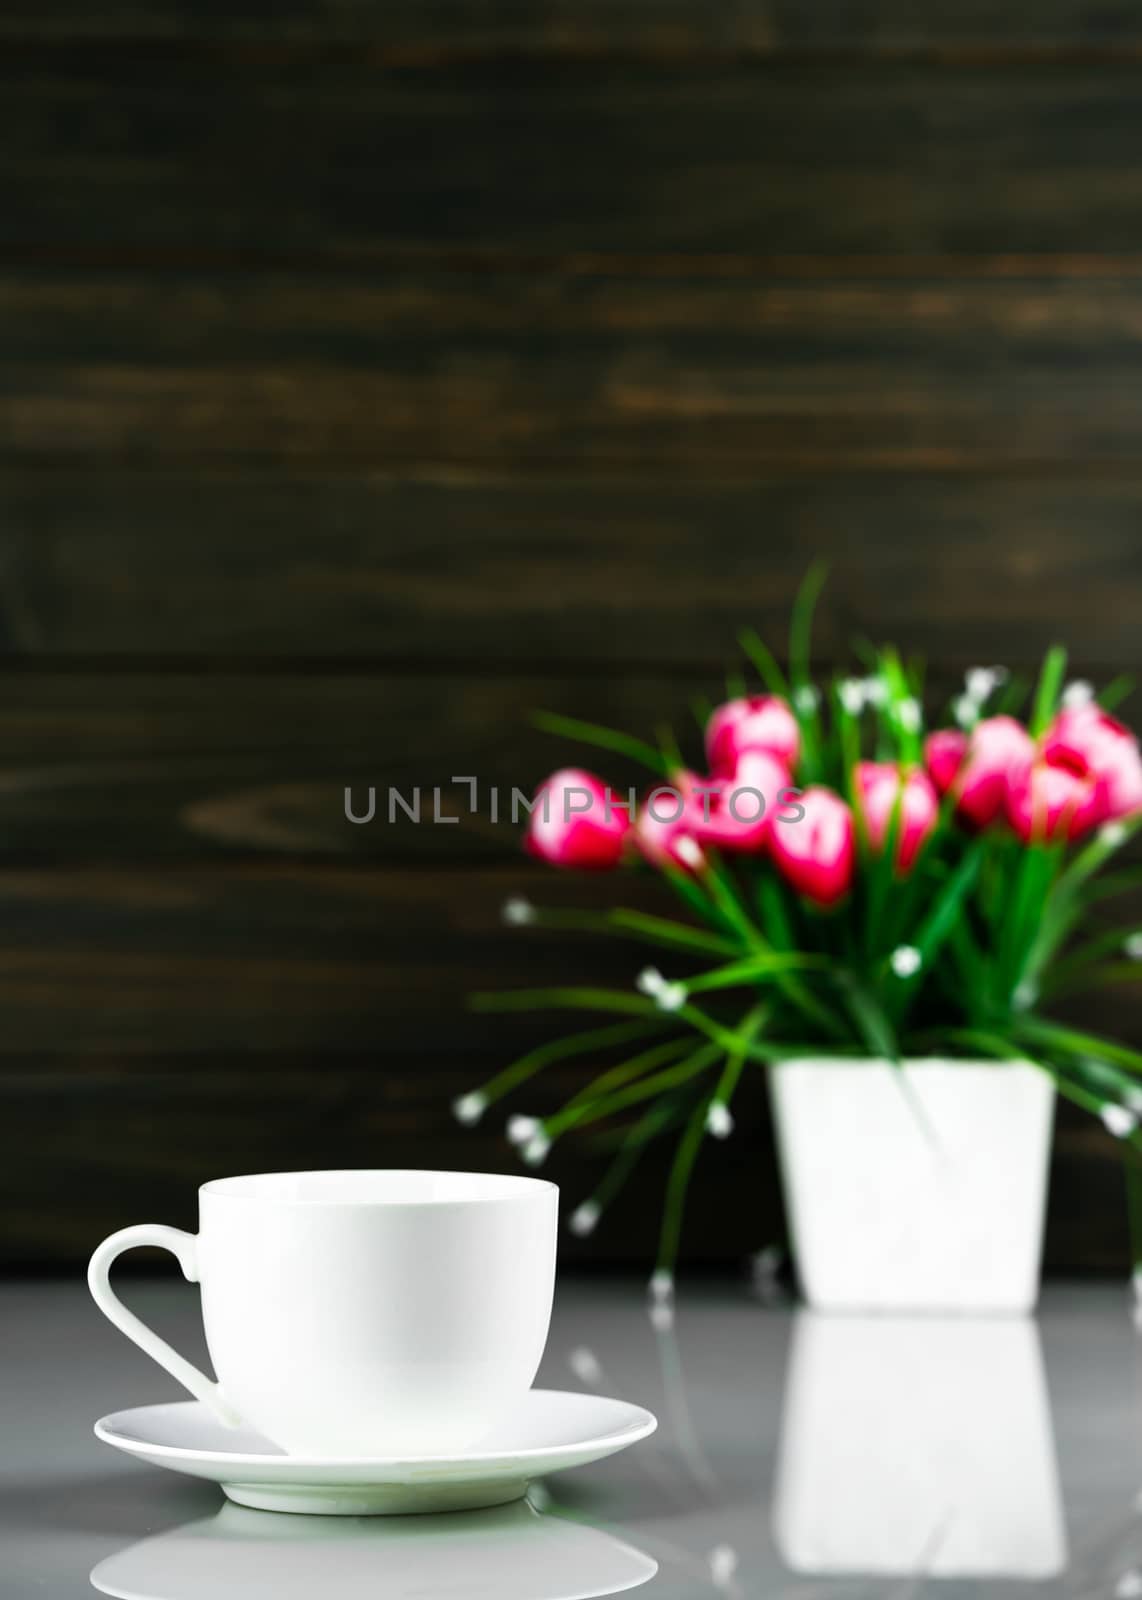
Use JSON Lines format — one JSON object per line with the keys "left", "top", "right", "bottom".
{"left": 769, "top": 1059, "right": 1055, "bottom": 1314}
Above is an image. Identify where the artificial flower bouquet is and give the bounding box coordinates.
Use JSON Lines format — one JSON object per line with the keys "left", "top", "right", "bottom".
{"left": 457, "top": 574, "right": 1142, "bottom": 1305}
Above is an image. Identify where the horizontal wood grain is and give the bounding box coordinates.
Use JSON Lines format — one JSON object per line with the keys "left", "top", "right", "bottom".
{"left": 0, "top": 1055, "right": 1129, "bottom": 1269}
{"left": 14, "top": 273, "right": 1142, "bottom": 469}
{"left": 3, "top": 1, "right": 1142, "bottom": 56}
{"left": 11, "top": 66, "right": 1142, "bottom": 258}
{"left": 0, "top": 1046, "right": 778, "bottom": 1268}
{"left": 2, "top": 470, "right": 1140, "bottom": 667}
{"left": 0, "top": 669, "right": 1134, "bottom": 861}
{"left": 3, "top": 0, "right": 1140, "bottom": 1276}
{"left": 0, "top": 862, "right": 1130, "bottom": 1054}
{"left": 0, "top": 864, "right": 668, "bottom": 1053}
{"left": 0, "top": 671, "right": 715, "bottom": 860}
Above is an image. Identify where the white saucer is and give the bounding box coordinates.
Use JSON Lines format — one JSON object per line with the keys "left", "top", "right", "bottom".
{"left": 91, "top": 1499, "right": 658, "bottom": 1600}
{"left": 94, "top": 1390, "right": 658, "bottom": 1516}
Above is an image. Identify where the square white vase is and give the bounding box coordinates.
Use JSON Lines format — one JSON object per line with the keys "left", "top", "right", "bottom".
{"left": 769, "top": 1058, "right": 1055, "bottom": 1313}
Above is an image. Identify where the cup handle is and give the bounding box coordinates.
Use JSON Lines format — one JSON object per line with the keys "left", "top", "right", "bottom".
{"left": 87, "top": 1224, "right": 243, "bottom": 1427}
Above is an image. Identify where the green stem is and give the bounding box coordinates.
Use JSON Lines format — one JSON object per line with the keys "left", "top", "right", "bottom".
{"left": 546, "top": 1043, "right": 721, "bottom": 1137}
{"left": 559, "top": 1035, "right": 693, "bottom": 1121}
{"left": 684, "top": 951, "right": 829, "bottom": 995}
{"left": 608, "top": 909, "right": 739, "bottom": 958}
{"left": 696, "top": 872, "right": 846, "bottom": 1039}
{"left": 1029, "top": 644, "right": 1068, "bottom": 738}
{"left": 531, "top": 711, "right": 670, "bottom": 777}
{"left": 737, "top": 627, "right": 789, "bottom": 697}
{"left": 709, "top": 1006, "right": 767, "bottom": 1111}
{"left": 657, "top": 859, "right": 745, "bottom": 943}
{"left": 588, "top": 1097, "right": 686, "bottom": 1213}
{"left": 1016, "top": 1017, "right": 1142, "bottom": 1076}
{"left": 699, "top": 855, "right": 766, "bottom": 949}
{"left": 520, "top": 905, "right": 738, "bottom": 959}
{"left": 1039, "top": 926, "right": 1142, "bottom": 996}
{"left": 468, "top": 1018, "right": 662, "bottom": 1105}
{"left": 656, "top": 1097, "right": 713, "bottom": 1279}
{"left": 470, "top": 987, "right": 659, "bottom": 1019}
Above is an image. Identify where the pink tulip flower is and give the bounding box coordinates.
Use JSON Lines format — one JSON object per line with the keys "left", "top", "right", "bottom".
{"left": 855, "top": 761, "right": 939, "bottom": 874}
{"left": 769, "top": 785, "right": 855, "bottom": 907}
{"left": 634, "top": 771, "right": 707, "bottom": 871}
{"left": 706, "top": 695, "right": 800, "bottom": 776}
{"left": 1006, "top": 760, "right": 1105, "bottom": 844}
{"left": 924, "top": 728, "right": 969, "bottom": 795}
{"left": 525, "top": 768, "right": 631, "bottom": 869}
{"left": 697, "top": 750, "right": 792, "bottom": 854}
{"left": 1043, "top": 704, "right": 1142, "bottom": 821}
{"left": 924, "top": 715, "right": 1035, "bottom": 828}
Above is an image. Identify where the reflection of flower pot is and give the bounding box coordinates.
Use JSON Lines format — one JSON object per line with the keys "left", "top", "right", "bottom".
{"left": 91, "top": 1499, "right": 658, "bottom": 1600}
{"left": 772, "top": 1312, "right": 1066, "bottom": 1578}
{"left": 770, "top": 1059, "right": 1054, "bottom": 1312}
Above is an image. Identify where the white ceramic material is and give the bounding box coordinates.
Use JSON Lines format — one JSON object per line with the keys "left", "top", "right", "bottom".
{"left": 92, "top": 1391, "right": 658, "bottom": 1516}
{"left": 90, "top": 1498, "right": 657, "bottom": 1599}
{"left": 770, "top": 1059, "right": 1055, "bottom": 1313}
{"left": 773, "top": 1312, "right": 1066, "bottom": 1577}
{"left": 88, "top": 1170, "right": 558, "bottom": 1456}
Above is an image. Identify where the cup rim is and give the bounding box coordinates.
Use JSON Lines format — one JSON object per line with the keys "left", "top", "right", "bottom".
{"left": 199, "top": 1169, "right": 558, "bottom": 1208}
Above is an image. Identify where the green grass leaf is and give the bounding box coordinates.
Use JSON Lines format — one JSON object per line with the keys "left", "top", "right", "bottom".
{"left": 1003, "top": 841, "right": 1062, "bottom": 998}
{"left": 1060, "top": 814, "right": 1142, "bottom": 899}
{"left": 756, "top": 873, "right": 796, "bottom": 951}
{"left": 608, "top": 908, "right": 738, "bottom": 958}
{"left": 655, "top": 858, "right": 746, "bottom": 943}
{"left": 581, "top": 1096, "right": 684, "bottom": 1207}
{"left": 558, "top": 1036, "right": 695, "bottom": 1123}
{"left": 738, "top": 628, "right": 789, "bottom": 697}
{"left": 1039, "top": 925, "right": 1142, "bottom": 997}
{"left": 936, "top": 1028, "right": 1026, "bottom": 1062}
{"left": 1029, "top": 644, "right": 1068, "bottom": 738}
{"left": 470, "top": 987, "right": 659, "bottom": 1018}
{"left": 549, "top": 1041, "right": 721, "bottom": 1136}
{"left": 656, "top": 1092, "right": 716, "bottom": 1277}
{"left": 1082, "top": 866, "right": 1142, "bottom": 908}
{"left": 685, "top": 950, "right": 829, "bottom": 996}
{"left": 886, "top": 840, "right": 985, "bottom": 1023}
{"left": 656, "top": 722, "right": 685, "bottom": 773}
{"left": 834, "top": 971, "right": 899, "bottom": 1061}
{"left": 700, "top": 853, "right": 766, "bottom": 948}
{"left": 1015, "top": 1016, "right": 1142, "bottom": 1077}
{"left": 789, "top": 562, "right": 828, "bottom": 692}
{"left": 466, "top": 1017, "right": 664, "bottom": 1106}
{"left": 1098, "top": 674, "right": 1135, "bottom": 712}
{"left": 532, "top": 711, "right": 671, "bottom": 777}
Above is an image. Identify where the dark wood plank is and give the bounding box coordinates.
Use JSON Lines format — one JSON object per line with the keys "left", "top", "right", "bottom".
{"left": 0, "top": 669, "right": 1134, "bottom": 861}
{"left": 11, "top": 66, "right": 1142, "bottom": 257}
{"left": 0, "top": 864, "right": 670, "bottom": 1054}
{"left": 2, "top": 470, "right": 1141, "bottom": 668}
{"left": 0, "top": 671, "right": 718, "bottom": 860}
{"left": 13, "top": 273, "right": 1142, "bottom": 468}
{"left": 3, "top": 1, "right": 1141, "bottom": 55}
{"left": 0, "top": 1054, "right": 1129, "bottom": 1270}
{"left": 0, "top": 862, "right": 1131, "bottom": 1055}
{"left": 0, "top": 1046, "right": 785, "bottom": 1268}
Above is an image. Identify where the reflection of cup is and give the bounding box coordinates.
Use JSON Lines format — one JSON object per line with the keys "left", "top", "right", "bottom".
{"left": 88, "top": 1171, "right": 558, "bottom": 1455}
{"left": 772, "top": 1313, "right": 1066, "bottom": 1578}
{"left": 90, "top": 1499, "right": 658, "bottom": 1600}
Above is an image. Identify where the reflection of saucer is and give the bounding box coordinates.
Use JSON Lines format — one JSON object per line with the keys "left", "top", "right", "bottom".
{"left": 772, "top": 1313, "right": 1066, "bottom": 1579}
{"left": 91, "top": 1499, "right": 658, "bottom": 1600}
{"left": 94, "top": 1391, "right": 656, "bottom": 1515}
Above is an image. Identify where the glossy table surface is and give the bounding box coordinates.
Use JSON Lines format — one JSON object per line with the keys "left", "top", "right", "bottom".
{"left": 3, "top": 1277, "right": 1142, "bottom": 1598}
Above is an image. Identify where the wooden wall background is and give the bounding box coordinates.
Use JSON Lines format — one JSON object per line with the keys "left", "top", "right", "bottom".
{"left": 1, "top": 0, "right": 1140, "bottom": 1270}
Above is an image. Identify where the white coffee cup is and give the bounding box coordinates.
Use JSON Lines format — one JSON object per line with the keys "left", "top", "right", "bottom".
{"left": 88, "top": 1169, "right": 558, "bottom": 1457}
